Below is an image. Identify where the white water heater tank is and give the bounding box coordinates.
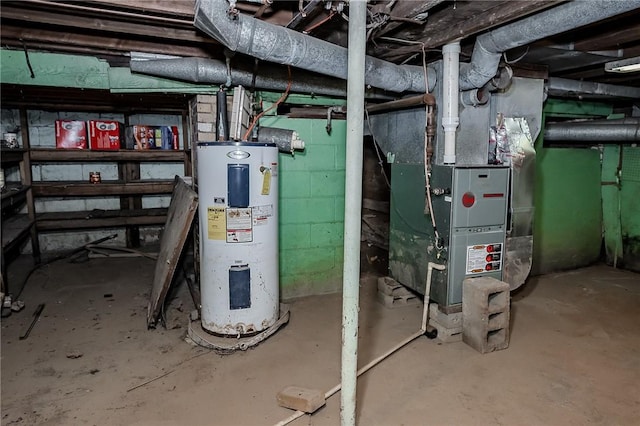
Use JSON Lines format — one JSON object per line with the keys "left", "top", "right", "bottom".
{"left": 197, "top": 142, "right": 279, "bottom": 336}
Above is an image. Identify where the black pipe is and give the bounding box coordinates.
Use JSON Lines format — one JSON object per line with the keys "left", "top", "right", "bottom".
{"left": 216, "top": 89, "right": 229, "bottom": 142}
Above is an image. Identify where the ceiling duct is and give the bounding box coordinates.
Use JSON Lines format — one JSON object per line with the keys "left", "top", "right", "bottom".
{"left": 130, "top": 57, "right": 390, "bottom": 98}
{"left": 459, "top": 0, "right": 640, "bottom": 90}
{"left": 193, "top": 0, "right": 436, "bottom": 93}
{"left": 547, "top": 77, "right": 640, "bottom": 100}
{"left": 544, "top": 122, "right": 640, "bottom": 142}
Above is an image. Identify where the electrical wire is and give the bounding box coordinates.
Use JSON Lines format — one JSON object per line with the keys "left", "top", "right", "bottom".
{"left": 303, "top": 10, "right": 336, "bottom": 33}
{"left": 242, "top": 66, "right": 292, "bottom": 141}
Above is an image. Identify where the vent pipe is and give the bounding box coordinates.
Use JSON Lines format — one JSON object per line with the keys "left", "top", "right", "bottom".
{"left": 459, "top": 0, "right": 640, "bottom": 90}
{"left": 544, "top": 122, "right": 640, "bottom": 142}
{"left": 194, "top": 0, "right": 436, "bottom": 93}
{"left": 130, "top": 57, "right": 390, "bottom": 99}
{"left": 442, "top": 41, "right": 460, "bottom": 165}
{"left": 547, "top": 77, "right": 640, "bottom": 100}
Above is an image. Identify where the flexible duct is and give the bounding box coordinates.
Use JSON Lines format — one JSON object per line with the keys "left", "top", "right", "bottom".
{"left": 194, "top": 0, "right": 436, "bottom": 93}
{"left": 544, "top": 123, "right": 640, "bottom": 142}
{"left": 547, "top": 77, "right": 640, "bottom": 100}
{"left": 459, "top": 0, "right": 640, "bottom": 90}
{"left": 130, "top": 57, "right": 390, "bottom": 99}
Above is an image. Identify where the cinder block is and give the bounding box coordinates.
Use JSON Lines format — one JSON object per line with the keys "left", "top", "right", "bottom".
{"left": 197, "top": 131, "right": 216, "bottom": 142}
{"left": 377, "top": 277, "right": 421, "bottom": 308}
{"left": 462, "top": 276, "right": 510, "bottom": 354}
{"left": 429, "top": 318, "right": 462, "bottom": 343}
{"left": 197, "top": 112, "right": 215, "bottom": 123}
{"left": 429, "top": 303, "right": 462, "bottom": 329}
{"left": 276, "top": 386, "right": 325, "bottom": 413}
{"left": 197, "top": 94, "right": 215, "bottom": 104}
{"left": 197, "top": 102, "right": 213, "bottom": 113}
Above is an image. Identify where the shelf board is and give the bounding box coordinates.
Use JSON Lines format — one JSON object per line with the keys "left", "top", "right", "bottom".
{"left": 30, "top": 148, "right": 186, "bottom": 162}
{"left": 32, "top": 180, "right": 175, "bottom": 197}
{"left": 2, "top": 214, "right": 34, "bottom": 251}
{"left": 1, "top": 184, "right": 30, "bottom": 210}
{"left": 36, "top": 208, "right": 168, "bottom": 230}
{"left": 1, "top": 148, "right": 26, "bottom": 164}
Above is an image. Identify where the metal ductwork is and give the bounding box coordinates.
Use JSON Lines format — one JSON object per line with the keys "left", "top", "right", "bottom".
{"left": 193, "top": 0, "right": 436, "bottom": 93}
{"left": 459, "top": 0, "right": 640, "bottom": 90}
{"left": 544, "top": 122, "right": 640, "bottom": 142}
{"left": 547, "top": 77, "right": 640, "bottom": 100}
{"left": 130, "top": 57, "right": 391, "bottom": 99}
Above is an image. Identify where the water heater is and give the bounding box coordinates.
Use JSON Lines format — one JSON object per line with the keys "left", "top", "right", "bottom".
{"left": 197, "top": 142, "right": 279, "bottom": 336}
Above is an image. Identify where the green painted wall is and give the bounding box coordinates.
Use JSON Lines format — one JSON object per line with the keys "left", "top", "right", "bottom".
{"left": 260, "top": 115, "right": 347, "bottom": 299}
{"left": 619, "top": 147, "right": 640, "bottom": 271}
{"left": 532, "top": 146, "right": 603, "bottom": 274}
{"left": 531, "top": 100, "right": 611, "bottom": 275}
{"left": 1, "top": 48, "right": 216, "bottom": 93}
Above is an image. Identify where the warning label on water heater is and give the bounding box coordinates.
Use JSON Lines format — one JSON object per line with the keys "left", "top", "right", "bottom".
{"left": 226, "top": 208, "right": 253, "bottom": 243}
{"left": 207, "top": 207, "right": 226, "bottom": 240}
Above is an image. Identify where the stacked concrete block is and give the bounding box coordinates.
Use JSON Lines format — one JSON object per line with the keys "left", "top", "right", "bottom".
{"left": 190, "top": 94, "right": 217, "bottom": 143}
{"left": 462, "top": 276, "right": 510, "bottom": 353}
{"left": 377, "top": 276, "right": 420, "bottom": 308}
{"left": 428, "top": 303, "right": 462, "bottom": 343}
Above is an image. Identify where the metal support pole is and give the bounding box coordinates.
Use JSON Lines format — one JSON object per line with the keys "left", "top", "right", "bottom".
{"left": 341, "top": 1, "right": 366, "bottom": 425}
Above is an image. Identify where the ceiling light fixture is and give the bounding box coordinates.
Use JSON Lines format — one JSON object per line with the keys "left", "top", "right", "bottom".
{"left": 604, "top": 56, "right": 640, "bottom": 73}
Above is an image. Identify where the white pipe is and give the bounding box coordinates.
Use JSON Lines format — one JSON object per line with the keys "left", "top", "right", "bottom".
{"left": 442, "top": 41, "right": 460, "bottom": 165}
{"left": 341, "top": 1, "right": 366, "bottom": 424}
{"left": 273, "top": 262, "right": 446, "bottom": 426}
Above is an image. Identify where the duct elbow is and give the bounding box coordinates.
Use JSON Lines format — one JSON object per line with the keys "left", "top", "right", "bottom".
{"left": 194, "top": 0, "right": 241, "bottom": 50}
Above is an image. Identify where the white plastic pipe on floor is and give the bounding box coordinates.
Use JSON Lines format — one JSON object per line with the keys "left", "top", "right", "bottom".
{"left": 442, "top": 41, "right": 461, "bottom": 165}
{"left": 273, "top": 262, "right": 445, "bottom": 426}
{"left": 341, "top": 1, "right": 367, "bottom": 424}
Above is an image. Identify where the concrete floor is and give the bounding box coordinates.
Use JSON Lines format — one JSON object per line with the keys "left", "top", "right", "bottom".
{"left": 1, "top": 256, "right": 639, "bottom": 425}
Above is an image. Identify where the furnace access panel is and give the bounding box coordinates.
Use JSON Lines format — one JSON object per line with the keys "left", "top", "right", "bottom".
{"left": 446, "top": 166, "right": 509, "bottom": 306}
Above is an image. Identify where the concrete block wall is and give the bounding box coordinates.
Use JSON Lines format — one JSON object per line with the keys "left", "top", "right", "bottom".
{"left": 261, "top": 116, "right": 347, "bottom": 299}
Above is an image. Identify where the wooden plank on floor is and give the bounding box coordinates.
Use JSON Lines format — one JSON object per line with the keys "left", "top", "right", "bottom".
{"left": 147, "top": 176, "right": 198, "bottom": 327}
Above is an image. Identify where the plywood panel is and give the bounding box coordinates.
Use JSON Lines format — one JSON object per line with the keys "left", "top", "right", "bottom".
{"left": 147, "top": 177, "right": 198, "bottom": 327}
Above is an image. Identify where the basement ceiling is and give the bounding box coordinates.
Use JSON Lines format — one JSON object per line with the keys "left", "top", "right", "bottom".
{"left": 1, "top": 0, "right": 640, "bottom": 100}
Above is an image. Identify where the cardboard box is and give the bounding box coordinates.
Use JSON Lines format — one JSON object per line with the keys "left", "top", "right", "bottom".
{"left": 129, "top": 125, "right": 179, "bottom": 150}
{"left": 55, "top": 120, "right": 87, "bottom": 149}
{"left": 88, "top": 120, "right": 122, "bottom": 150}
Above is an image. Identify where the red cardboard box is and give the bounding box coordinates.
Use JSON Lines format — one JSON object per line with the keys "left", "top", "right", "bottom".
{"left": 88, "top": 120, "right": 122, "bottom": 150}
{"left": 131, "top": 125, "right": 179, "bottom": 150}
{"left": 55, "top": 120, "right": 87, "bottom": 149}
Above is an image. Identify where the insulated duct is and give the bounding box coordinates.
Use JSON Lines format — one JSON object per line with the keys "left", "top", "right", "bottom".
{"left": 130, "top": 57, "right": 389, "bottom": 99}
{"left": 194, "top": 0, "right": 436, "bottom": 93}
{"left": 459, "top": 0, "right": 640, "bottom": 90}
{"left": 544, "top": 122, "right": 640, "bottom": 142}
{"left": 547, "top": 77, "right": 640, "bottom": 100}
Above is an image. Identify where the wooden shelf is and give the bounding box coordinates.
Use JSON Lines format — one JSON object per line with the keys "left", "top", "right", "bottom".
{"left": 36, "top": 208, "right": 168, "bottom": 230}
{"left": 30, "top": 148, "right": 186, "bottom": 162}
{"left": 1, "top": 148, "right": 26, "bottom": 164}
{"left": 2, "top": 214, "right": 34, "bottom": 251}
{"left": 1, "top": 184, "right": 30, "bottom": 211}
{"left": 32, "top": 180, "right": 175, "bottom": 197}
